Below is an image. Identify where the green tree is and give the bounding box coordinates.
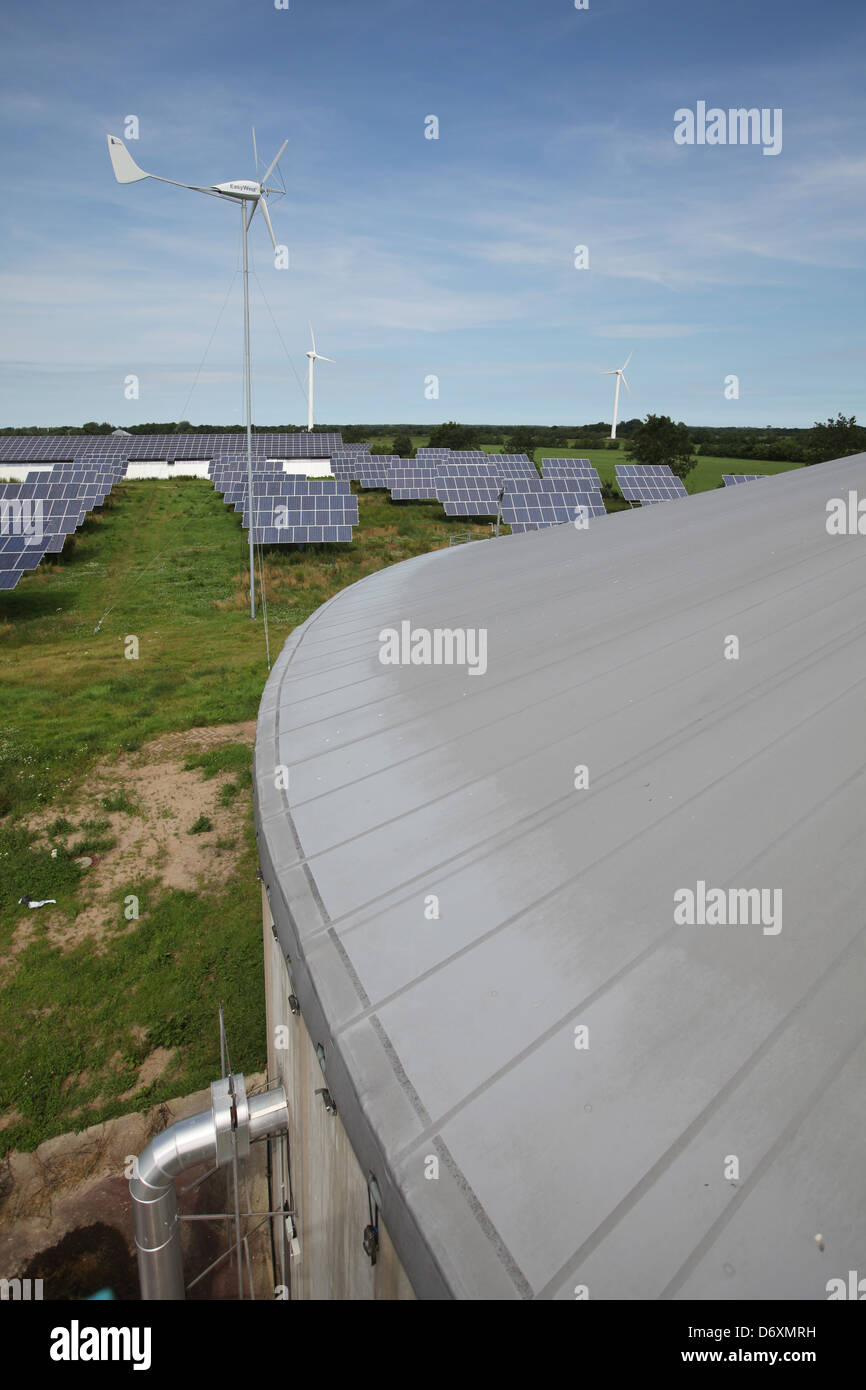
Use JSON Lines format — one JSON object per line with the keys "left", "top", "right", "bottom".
{"left": 626, "top": 414, "right": 697, "bottom": 479}
{"left": 427, "top": 421, "right": 479, "bottom": 450}
{"left": 804, "top": 414, "right": 866, "bottom": 466}
{"left": 392, "top": 432, "right": 414, "bottom": 458}
{"left": 504, "top": 427, "right": 541, "bottom": 459}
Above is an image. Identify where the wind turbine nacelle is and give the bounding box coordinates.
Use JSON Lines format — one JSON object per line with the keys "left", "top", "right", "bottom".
{"left": 212, "top": 180, "right": 261, "bottom": 200}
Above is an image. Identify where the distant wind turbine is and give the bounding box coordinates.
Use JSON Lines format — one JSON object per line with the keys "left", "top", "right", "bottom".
{"left": 106, "top": 128, "right": 288, "bottom": 619}
{"left": 602, "top": 350, "right": 633, "bottom": 440}
{"left": 305, "top": 324, "right": 335, "bottom": 433}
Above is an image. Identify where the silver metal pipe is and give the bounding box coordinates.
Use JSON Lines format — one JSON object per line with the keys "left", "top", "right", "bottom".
{"left": 130, "top": 1077, "right": 289, "bottom": 1300}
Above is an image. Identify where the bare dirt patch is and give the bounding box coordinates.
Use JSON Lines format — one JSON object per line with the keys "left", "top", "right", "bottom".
{"left": 24, "top": 722, "right": 256, "bottom": 954}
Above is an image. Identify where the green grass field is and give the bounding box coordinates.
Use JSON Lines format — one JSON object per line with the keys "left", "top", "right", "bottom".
{"left": 0, "top": 454, "right": 800, "bottom": 1154}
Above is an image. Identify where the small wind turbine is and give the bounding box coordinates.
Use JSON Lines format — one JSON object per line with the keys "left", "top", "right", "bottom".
{"left": 305, "top": 324, "right": 335, "bottom": 433}
{"left": 106, "top": 129, "right": 287, "bottom": 619}
{"left": 602, "top": 350, "right": 633, "bottom": 440}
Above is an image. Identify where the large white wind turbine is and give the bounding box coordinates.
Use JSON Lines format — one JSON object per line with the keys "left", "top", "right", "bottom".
{"left": 106, "top": 129, "right": 287, "bottom": 619}
{"left": 602, "top": 349, "right": 633, "bottom": 440}
{"left": 305, "top": 324, "right": 335, "bottom": 433}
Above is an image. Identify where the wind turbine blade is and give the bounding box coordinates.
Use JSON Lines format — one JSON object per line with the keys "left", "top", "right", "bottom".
{"left": 309, "top": 322, "right": 316, "bottom": 355}
{"left": 261, "top": 139, "right": 288, "bottom": 185}
{"left": 252, "top": 125, "right": 258, "bottom": 176}
{"left": 318, "top": 356, "right": 335, "bottom": 364}
{"left": 258, "top": 195, "right": 278, "bottom": 252}
{"left": 601, "top": 369, "right": 617, "bottom": 375}
{"left": 622, "top": 349, "right": 634, "bottom": 370}
{"left": 107, "top": 135, "right": 150, "bottom": 183}
{"left": 621, "top": 375, "right": 631, "bottom": 394}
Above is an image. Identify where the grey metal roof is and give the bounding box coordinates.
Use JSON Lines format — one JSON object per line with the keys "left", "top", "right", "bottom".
{"left": 254, "top": 453, "right": 866, "bottom": 1300}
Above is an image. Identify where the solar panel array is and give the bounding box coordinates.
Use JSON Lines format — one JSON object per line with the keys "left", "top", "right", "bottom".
{"left": 541, "top": 457, "right": 602, "bottom": 487}
{"left": 243, "top": 479, "right": 359, "bottom": 544}
{"left": 435, "top": 471, "right": 502, "bottom": 517}
{"left": 616, "top": 464, "right": 689, "bottom": 504}
{"left": 210, "top": 464, "right": 360, "bottom": 546}
{"left": 486, "top": 454, "right": 538, "bottom": 477}
{"left": 328, "top": 446, "right": 372, "bottom": 479}
{"left": 0, "top": 459, "right": 125, "bottom": 590}
{"left": 389, "top": 465, "right": 440, "bottom": 500}
{"left": 722, "top": 473, "right": 764, "bottom": 486}
{"left": 353, "top": 456, "right": 398, "bottom": 488}
{"left": 378, "top": 450, "right": 606, "bottom": 528}
{"left": 0, "top": 433, "right": 346, "bottom": 463}
{"left": 500, "top": 477, "right": 606, "bottom": 532}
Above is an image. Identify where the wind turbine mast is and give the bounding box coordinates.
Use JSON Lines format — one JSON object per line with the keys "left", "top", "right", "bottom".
{"left": 106, "top": 129, "right": 287, "bottom": 619}
{"left": 603, "top": 349, "right": 633, "bottom": 440}
{"left": 305, "top": 324, "right": 335, "bottom": 433}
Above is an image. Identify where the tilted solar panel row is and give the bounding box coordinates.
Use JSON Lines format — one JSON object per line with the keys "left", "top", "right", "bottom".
{"left": 389, "top": 467, "right": 441, "bottom": 500}
{"left": 251, "top": 524, "right": 356, "bottom": 544}
{"left": 354, "top": 456, "right": 399, "bottom": 487}
{"left": 616, "top": 463, "right": 689, "bottom": 503}
{"left": 0, "top": 433, "right": 349, "bottom": 462}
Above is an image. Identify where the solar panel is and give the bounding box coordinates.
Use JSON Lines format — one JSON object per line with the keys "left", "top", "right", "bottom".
{"left": 389, "top": 465, "right": 440, "bottom": 500}
{"left": 434, "top": 470, "right": 502, "bottom": 517}
{"left": 246, "top": 491, "right": 359, "bottom": 544}
{"left": 1, "top": 460, "right": 119, "bottom": 580}
{"left": 616, "top": 463, "right": 688, "bottom": 504}
{"left": 354, "top": 456, "right": 398, "bottom": 488}
{"left": 0, "top": 531, "right": 48, "bottom": 587}
{"left": 722, "top": 474, "right": 764, "bottom": 486}
{"left": 500, "top": 479, "right": 606, "bottom": 531}
{"left": 0, "top": 432, "right": 352, "bottom": 464}
{"left": 434, "top": 462, "right": 501, "bottom": 477}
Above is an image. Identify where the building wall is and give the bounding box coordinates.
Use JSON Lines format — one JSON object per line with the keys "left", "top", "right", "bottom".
{"left": 262, "top": 887, "right": 415, "bottom": 1301}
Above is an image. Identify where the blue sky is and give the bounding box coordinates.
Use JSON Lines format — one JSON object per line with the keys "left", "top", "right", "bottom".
{"left": 1, "top": 0, "right": 864, "bottom": 429}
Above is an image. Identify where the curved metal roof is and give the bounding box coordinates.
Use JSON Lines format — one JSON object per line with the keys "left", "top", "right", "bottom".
{"left": 255, "top": 454, "right": 866, "bottom": 1299}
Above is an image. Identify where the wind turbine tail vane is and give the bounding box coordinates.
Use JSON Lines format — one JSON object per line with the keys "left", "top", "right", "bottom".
{"left": 107, "top": 135, "right": 150, "bottom": 184}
